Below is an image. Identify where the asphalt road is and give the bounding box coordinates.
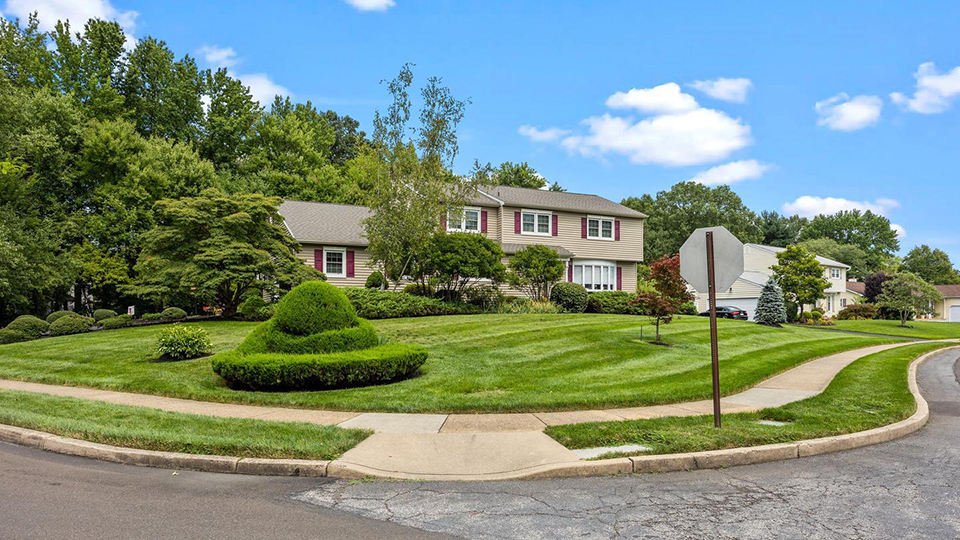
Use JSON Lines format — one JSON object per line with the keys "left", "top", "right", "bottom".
{"left": 3, "top": 348, "right": 959, "bottom": 540}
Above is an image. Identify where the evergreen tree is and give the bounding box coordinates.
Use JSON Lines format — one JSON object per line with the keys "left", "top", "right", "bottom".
{"left": 755, "top": 278, "right": 787, "bottom": 326}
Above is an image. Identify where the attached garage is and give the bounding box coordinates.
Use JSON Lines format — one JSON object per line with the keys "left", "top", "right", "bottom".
{"left": 724, "top": 298, "right": 760, "bottom": 321}
{"left": 950, "top": 305, "right": 960, "bottom": 323}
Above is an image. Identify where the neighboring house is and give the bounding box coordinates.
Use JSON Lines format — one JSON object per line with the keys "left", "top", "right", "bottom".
{"left": 278, "top": 185, "right": 646, "bottom": 296}
{"left": 933, "top": 285, "right": 960, "bottom": 322}
{"left": 692, "top": 243, "right": 853, "bottom": 320}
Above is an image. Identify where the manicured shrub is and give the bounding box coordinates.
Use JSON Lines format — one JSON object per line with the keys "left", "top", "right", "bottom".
{"left": 5, "top": 315, "right": 50, "bottom": 339}
{"left": 142, "top": 312, "right": 164, "bottom": 321}
{"left": 274, "top": 281, "right": 358, "bottom": 336}
{"left": 550, "top": 282, "right": 589, "bottom": 313}
{"left": 212, "top": 343, "right": 428, "bottom": 391}
{"left": 810, "top": 310, "right": 823, "bottom": 321}
{"left": 343, "top": 288, "right": 481, "bottom": 319}
{"left": 785, "top": 301, "right": 800, "bottom": 323}
{"left": 837, "top": 303, "right": 878, "bottom": 320}
{"left": 678, "top": 302, "right": 698, "bottom": 316}
{"left": 365, "top": 271, "right": 385, "bottom": 289}
{"left": 46, "top": 310, "right": 78, "bottom": 324}
{"left": 236, "top": 319, "right": 380, "bottom": 355}
{"left": 587, "top": 291, "right": 646, "bottom": 315}
{"left": 237, "top": 296, "right": 274, "bottom": 321}
{"left": 49, "top": 315, "right": 94, "bottom": 336}
{"left": 464, "top": 284, "right": 505, "bottom": 310}
{"left": 755, "top": 278, "right": 788, "bottom": 326}
{"left": 155, "top": 324, "right": 212, "bottom": 360}
{"left": 101, "top": 315, "right": 133, "bottom": 330}
{"left": 799, "top": 311, "right": 812, "bottom": 323}
{"left": 93, "top": 309, "right": 118, "bottom": 322}
{"left": 0, "top": 329, "right": 31, "bottom": 344}
{"left": 160, "top": 307, "right": 187, "bottom": 320}
{"left": 402, "top": 283, "right": 433, "bottom": 297}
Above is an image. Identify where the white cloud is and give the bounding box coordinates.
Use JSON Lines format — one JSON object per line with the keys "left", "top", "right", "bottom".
{"left": 891, "top": 223, "right": 907, "bottom": 239}
{"left": 688, "top": 77, "right": 753, "bottom": 103}
{"left": 197, "top": 45, "right": 239, "bottom": 69}
{"left": 518, "top": 125, "right": 570, "bottom": 142}
{"left": 688, "top": 159, "right": 773, "bottom": 186}
{"left": 782, "top": 196, "right": 899, "bottom": 218}
{"left": 890, "top": 62, "right": 960, "bottom": 114}
{"left": 605, "top": 83, "right": 699, "bottom": 114}
{"left": 236, "top": 73, "right": 289, "bottom": 105}
{"left": 814, "top": 93, "right": 883, "bottom": 131}
{"left": 4, "top": 0, "right": 138, "bottom": 47}
{"left": 344, "top": 0, "right": 395, "bottom": 11}
{"left": 561, "top": 108, "right": 751, "bottom": 166}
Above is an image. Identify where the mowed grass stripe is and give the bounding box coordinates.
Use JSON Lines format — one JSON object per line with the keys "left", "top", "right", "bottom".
{"left": 0, "top": 316, "right": 893, "bottom": 413}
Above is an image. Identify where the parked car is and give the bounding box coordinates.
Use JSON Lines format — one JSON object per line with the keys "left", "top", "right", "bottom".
{"left": 698, "top": 306, "right": 749, "bottom": 320}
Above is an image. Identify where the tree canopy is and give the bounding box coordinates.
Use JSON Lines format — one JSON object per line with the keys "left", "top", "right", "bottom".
{"left": 771, "top": 245, "right": 829, "bottom": 308}
{"left": 901, "top": 245, "right": 960, "bottom": 284}
{"left": 797, "top": 209, "right": 900, "bottom": 273}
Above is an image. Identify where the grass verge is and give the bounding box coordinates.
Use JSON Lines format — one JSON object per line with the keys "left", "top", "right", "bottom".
{"left": 546, "top": 342, "right": 953, "bottom": 458}
{"left": 0, "top": 316, "right": 896, "bottom": 413}
{"left": 831, "top": 319, "right": 960, "bottom": 340}
{"left": 0, "top": 389, "right": 369, "bottom": 460}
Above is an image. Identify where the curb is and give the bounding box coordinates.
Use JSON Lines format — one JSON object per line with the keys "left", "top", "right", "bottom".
{"left": 1, "top": 346, "right": 954, "bottom": 481}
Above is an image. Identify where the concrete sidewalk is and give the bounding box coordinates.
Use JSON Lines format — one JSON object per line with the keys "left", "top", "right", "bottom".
{"left": 0, "top": 341, "right": 936, "bottom": 480}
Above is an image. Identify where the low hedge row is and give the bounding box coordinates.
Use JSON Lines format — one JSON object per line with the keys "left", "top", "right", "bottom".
{"left": 211, "top": 343, "right": 428, "bottom": 391}
{"left": 343, "top": 288, "right": 482, "bottom": 319}
{"left": 236, "top": 319, "right": 380, "bottom": 355}
{"left": 49, "top": 314, "right": 94, "bottom": 336}
{"left": 586, "top": 291, "right": 646, "bottom": 315}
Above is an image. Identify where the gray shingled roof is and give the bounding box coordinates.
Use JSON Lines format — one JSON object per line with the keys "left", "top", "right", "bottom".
{"left": 478, "top": 185, "right": 646, "bottom": 218}
{"left": 501, "top": 243, "right": 574, "bottom": 258}
{"left": 747, "top": 243, "right": 850, "bottom": 269}
{"left": 279, "top": 200, "right": 370, "bottom": 246}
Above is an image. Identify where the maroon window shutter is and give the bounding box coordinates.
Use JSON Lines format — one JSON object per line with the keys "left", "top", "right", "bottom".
{"left": 568, "top": 263, "right": 573, "bottom": 282}
{"left": 440, "top": 214, "right": 447, "bottom": 230}
{"left": 581, "top": 217, "right": 587, "bottom": 238}
{"left": 481, "top": 210, "right": 488, "bottom": 233}
{"left": 314, "top": 249, "right": 323, "bottom": 272}
{"left": 346, "top": 250, "right": 355, "bottom": 278}
{"left": 615, "top": 220, "right": 621, "bottom": 241}
{"left": 552, "top": 214, "right": 558, "bottom": 236}
{"left": 514, "top": 211, "right": 521, "bottom": 234}
{"left": 616, "top": 267, "right": 622, "bottom": 290}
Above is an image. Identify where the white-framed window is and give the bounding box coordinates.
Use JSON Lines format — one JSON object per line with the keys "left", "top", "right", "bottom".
{"left": 830, "top": 268, "right": 842, "bottom": 279}
{"left": 448, "top": 207, "right": 481, "bottom": 233}
{"left": 521, "top": 209, "right": 551, "bottom": 235}
{"left": 324, "top": 247, "right": 346, "bottom": 278}
{"left": 571, "top": 260, "right": 617, "bottom": 291}
{"left": 587, "top": 215, "right": 614, "bottom": 240}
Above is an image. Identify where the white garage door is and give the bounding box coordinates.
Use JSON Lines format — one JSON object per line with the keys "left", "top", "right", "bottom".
{"left": 950, "top": 306, "right": 960, "bottom": 322}
{"left": 724, "top": 298, "right": 759, "bottom": 321}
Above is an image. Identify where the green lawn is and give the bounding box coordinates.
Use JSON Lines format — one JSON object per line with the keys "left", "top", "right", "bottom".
{"left": 547, "top": 342, "right": 952, "bottom": 458}
{"left": 831, "top": 319, "right": 960, "bottom": 340}
{"left": 0, "top": 315, "right": 896, "bottom": 413}
{"left": 0, "top": 389, "right": 369, "bottom": 460}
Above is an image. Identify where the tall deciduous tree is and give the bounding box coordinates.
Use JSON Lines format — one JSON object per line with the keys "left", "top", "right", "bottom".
{"left": 771, "top": 245, "right": 829, "bottom": 309}
{"left": 363, "top": 64, "right": 474, "bottom": 283}
{"left": 901, "top": 245, "right": 960, "bottom": 284}
{"left": 199, "top": 68, "right": 260, "bottom": 172}
{"left": 798, "top": 210, "right": 900, "bottom": 273}
{"left": 622, "top": 182, "right": 763, "bottom": 261}
{"left": 631, "top": 254, "right": 693, "bottom": 344}
{"left": 470, "top": 160, "right": 553, "bottom": 190}
{"left": 797, "top": 238, "right": 869, "bottom": 280}
{"left": 128, "top": 190, "right": 320, "bottom": 315}
{"left": 506, "top": 245, "right": 565, "bottom": 300}
{"left": 876, "top": 272, "right": 942, "bottom": 326}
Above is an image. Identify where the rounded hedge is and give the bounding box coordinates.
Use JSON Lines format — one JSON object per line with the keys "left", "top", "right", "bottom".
{"left": 274, "top": 281, "right": 358, "bottom": 336}
{"left": 101, "top": 315, "right": 133, "bottom": 330}
{"left": 6, "top": 315, "right": 50, "bottom": 338}
{"left": 0, "top": 329, "right": 31, "bottom": 344}
{"left": 93, "top": 309, "right": 118, "bottom": 322}
{"left": 365, "top": 271, "right": 384, "bottom": 289}
{"left": 49, "top": 315, "right": 94, "bottom": 336}
{"left": 212, "top": 343, "right": 427, "bottom": 391}
{"left": 237, "top": 318, "right": 380, "bottom": 356}
{"left": 550, "top": 282, "right": 588, "bottom": 313}
{"left": 160, "top": 307, "right": 187, "bottom": 320}
{"left": 47, "top": 310, "right": 78, "bottom": 324}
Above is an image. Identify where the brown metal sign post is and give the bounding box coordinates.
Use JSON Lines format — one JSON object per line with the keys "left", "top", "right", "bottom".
{"left": 705, "top": 231, "right": 722, "bottom": 428}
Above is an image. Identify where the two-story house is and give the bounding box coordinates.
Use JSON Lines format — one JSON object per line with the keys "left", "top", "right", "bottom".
{"left": 691, "top": 243, "right": 853, "bottom": 320}
{"left": 278, "top": 185, "right": 647, "bottom": 296}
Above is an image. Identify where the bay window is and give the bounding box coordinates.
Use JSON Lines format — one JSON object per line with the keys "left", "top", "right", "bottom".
{"left": 571, "top": 260, "right": 618, "bottom": 291}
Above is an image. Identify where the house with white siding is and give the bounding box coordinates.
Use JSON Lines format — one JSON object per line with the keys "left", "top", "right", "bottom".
{"left": 279, "top": 185, "right": 646, "bottom": 296}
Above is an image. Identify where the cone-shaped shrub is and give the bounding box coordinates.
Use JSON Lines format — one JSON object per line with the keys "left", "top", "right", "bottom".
{"left": 756, "top": 278, "right": 788, "bottom": 326}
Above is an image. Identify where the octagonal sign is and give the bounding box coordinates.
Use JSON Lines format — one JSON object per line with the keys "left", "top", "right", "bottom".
{"left": 679, "top": 226, "right": 744, "bottom": 293}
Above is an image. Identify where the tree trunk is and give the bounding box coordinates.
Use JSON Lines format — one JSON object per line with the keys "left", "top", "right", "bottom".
{"left": 655, "top": 317, "right": 661, "bottom": 343}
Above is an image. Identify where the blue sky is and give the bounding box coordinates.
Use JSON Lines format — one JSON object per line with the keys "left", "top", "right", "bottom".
{"left": 5, "top": 1, "right": 960, "bottom": 261}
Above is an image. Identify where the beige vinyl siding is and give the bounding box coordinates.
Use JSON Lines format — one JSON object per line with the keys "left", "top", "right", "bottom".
{"left": 297, "top": 243, "right": 375, "bottom": 288}
{"left": 932, "top": 297, "right": 960, "bottom": 320}
{"left": 498, "top": 206, "right": 644, "bottom": 262}
{"left": 484, "top": 206, "right": 502, "bottom": 242}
